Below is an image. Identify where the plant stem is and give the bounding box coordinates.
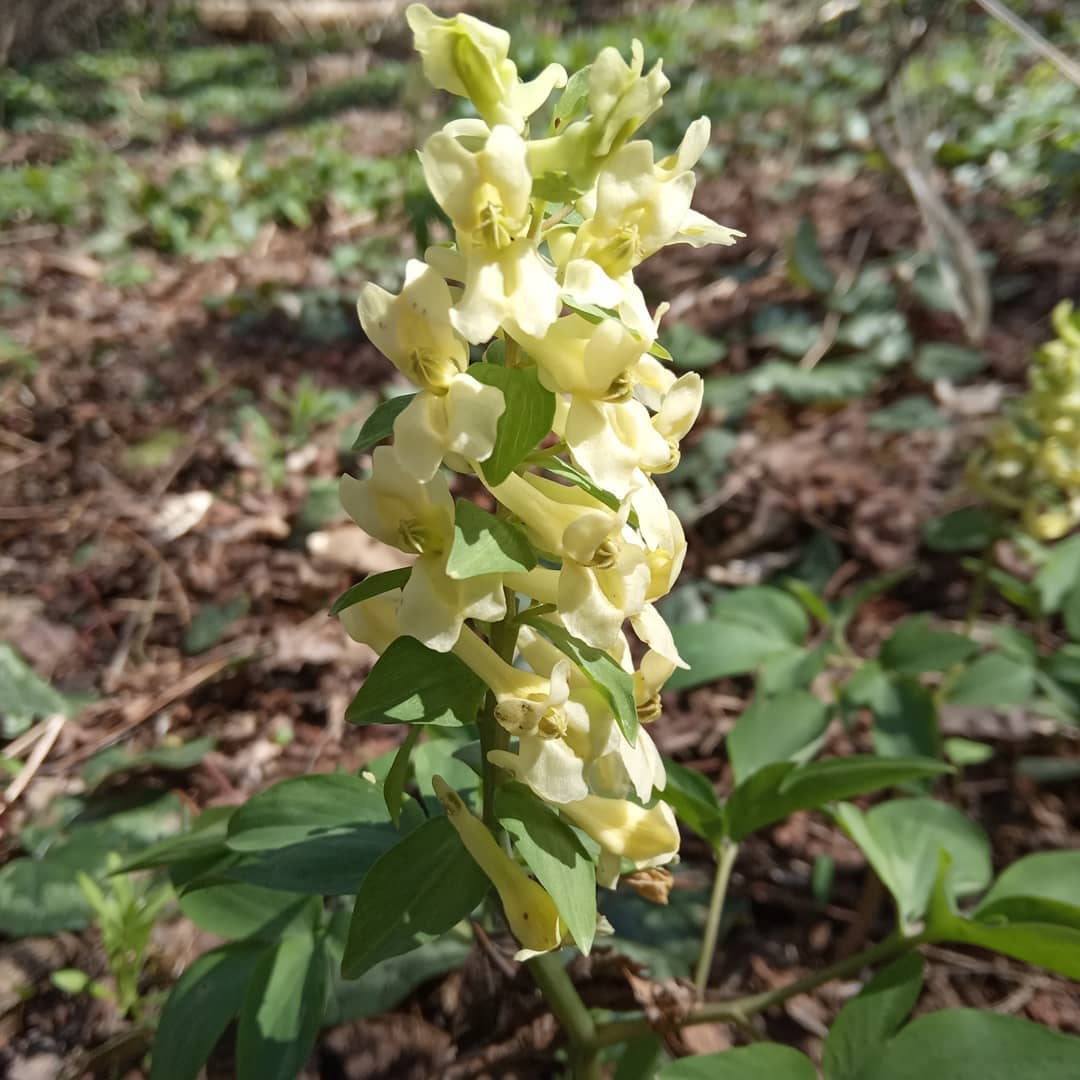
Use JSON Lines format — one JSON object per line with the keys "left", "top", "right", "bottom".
{"left": 479, "top": 591, "right": 520, "bottom": 832}
{"left": 693, "top": 839, "right": 738, "bottom": 993}
{"left": 593, "top": 929, "right": 923, "bottom": 1048}
{"left": 528, "top": 952, "right": 599, "bottom": 1078}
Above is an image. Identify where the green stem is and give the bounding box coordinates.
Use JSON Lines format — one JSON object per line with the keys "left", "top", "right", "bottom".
{"left": 479, "top": 590, "right": 520, "bottom": 832}
{"left": 963, "top": 554, "right": 990, "bottom": 635}
{"left": 593, "top": 930, "right": 923, "bottom": 1048}
{"left": 693, "top": 840, "right": 739, "bottom": 993}
{"left": 528, "top": 952, "right": 599, "bottom": 1078}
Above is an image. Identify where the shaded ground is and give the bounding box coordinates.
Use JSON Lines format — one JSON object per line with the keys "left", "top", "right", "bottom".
{"left": 2, "top": 4, "right": 1079, "bottom": 1077}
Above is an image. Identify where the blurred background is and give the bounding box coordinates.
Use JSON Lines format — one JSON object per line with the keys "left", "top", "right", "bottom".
{"left": 1, "top": 1, "right": 1078, "bottom": 1076}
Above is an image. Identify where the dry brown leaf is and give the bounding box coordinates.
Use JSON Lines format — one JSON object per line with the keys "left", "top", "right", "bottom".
{"left": 307, "top": 525, "right": 412, "bottom": 573}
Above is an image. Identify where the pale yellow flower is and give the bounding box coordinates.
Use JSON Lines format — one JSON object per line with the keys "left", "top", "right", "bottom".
{"left": 340, "top": 449, "right": 504, "bottom": 650}
{"left": 406, "top": 4, "right": 566, "bottom": 132}
{"left": 433, "top": 776, "right": 568, "bottom": 960}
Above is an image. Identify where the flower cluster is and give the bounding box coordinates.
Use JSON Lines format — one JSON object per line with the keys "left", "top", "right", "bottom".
{"left": 337, "top": 6, "right": 740, "bottom": 957}
{"left": 969, "top": 301, "right": 1080, "bottom": 540}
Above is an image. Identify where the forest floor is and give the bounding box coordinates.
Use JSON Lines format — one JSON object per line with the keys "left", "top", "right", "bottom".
{"left": 2, "top": 5, "right": 1079, "bottom": 1078}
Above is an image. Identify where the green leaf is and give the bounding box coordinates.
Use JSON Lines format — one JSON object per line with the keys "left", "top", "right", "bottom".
{"left": 659, "top": 1043, "right": 817, "bottom": 1079}
{"left": 446, "top": 498, "right": 536, "bottom": 579}
{"left": 823, "top": 954, "right": 925, "bottom": 1080}
{"left": 179, "top": 885, "right": 320, "bottom": 940}
{"left": 944, "top": 916, "right": 1080, "bottom": 982}
{"left": 0, "top": 858, "right": 94, "bottom": 937}
{"left": 342, "top": 815, "right": 489, "bottom": 978}
{"left": 757, "top": 645, "right": 828, "bottom": 695}
{"left": 82, "top": 736, "right": 215, "bottom": 789}
{"left": 923, "top": 508, "right": 1001, "bottom": 552}
{"left": 914, "top": 343, "right": 987, "bottom": 382}
{"left": 518, "top": 613, "right": 638, "bottom": 745}
{"left": 789, "top": 216, "right": 836, "bottom": 295}
{"left": 237, "top": 932, "right": 330, "bottom": 1080}
{"left": 412, "top": 731, "right": 482, "bottom": 794}
{"left": 535, "top": 455, "right": 621, "bottom": 513}
{"left": 221, "top": 773, "right": 419, "bottom": 894}
{"left": 727, "top": 690, "right": 829, "bottom": 783}
{"left": 325, "top": 929, "right": 471, "bottom": 1024}
{"left": 713, "top": 586, "right": 809, "bottom": 643}
{"left": 227, "top": 774, "right": 394, "bottom": 851}
{"left": 660, "top": 322, "right": 727, "bottom": 371}
{"left": 551, "top": 64, "right": 591, "bottom": 132}
{"left": 346, "top": 636, "right": 487, "bottom": 727}
{"left": 723, "top": 756, "right": 951, "bottom": 843}
{"left": 116, "top": 807, "right": 234, "bottom": 873}
{"left": 943, "top": 737, "right": 994, "bottom": 766}
{"left": 870, "top": 677, "right": 939, "bottom": 763}
{"left": 659, "top": 758, "right": 723, "bottom": 841}
{"left": 183, "top": 596, "right": 249, "bottom": 654}
{"left": 330, "top": 567, "right": 410, "bottom": 615}
{"left": 0, "top": 644, "right": 78, "bottom": 734}
{"left": 1034, "top": 535, "right": 1080, "bottom": 613}
{"left": 351, "top": 394, "right": 416, "bottom": 452}
{"left": 868, "top": 396, "right": 949, "bottom": 432}
{"left": 861, "top": 1010, "right": 1080, "bottom": 1080}
{"left": 1064, "top": 584, "right": 1080, "bottom": 640}
{"left": 614, "top": 1035, "right": 665, "bottom": 1080}
{"left": 835, "top": 798, "right": 991, "bottom": 928}
{"left": 384, "top": 729, "right": 419, "bottom": 828}
{"left": 151, "top": 943, "right": 266, "bottom": 1080}
{"left": 880, "top": 616, "right": 979, "bottom": 675}
{"left": 946, "top": 652, "right": 1035, "bottom": 707}
{"left": 975, "top": 851, "right": 1080, "bottom": 922}
{"left": 496, "top": 782, "right": 597, "bottom": 954}
{"left": 470, "top": 363, "right": 556, "bottom": 484}
{"left": 50, "top": 968, "right": 93, "bottom": 994}
{"left": 668, "top": 620, "right": 795, "bottom": 691}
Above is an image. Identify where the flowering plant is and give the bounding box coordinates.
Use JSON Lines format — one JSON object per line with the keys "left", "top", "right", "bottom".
{"left": 145, "top": 14, "right": 1080, "bottom": 1080}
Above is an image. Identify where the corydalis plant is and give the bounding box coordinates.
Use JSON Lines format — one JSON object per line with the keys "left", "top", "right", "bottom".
{"left": 969, "top": 301, "right": 1080, "bottom": 540}
{"left": 337, "top": 6, "right": 740, "bottom": 960}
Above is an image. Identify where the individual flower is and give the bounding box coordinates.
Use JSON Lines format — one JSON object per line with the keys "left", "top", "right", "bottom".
{"left": 339, "top": 448, "right": 504, "bottom": 650}
{"left": 419, "top": 123, "right": 560, "bottom": 341}
{"left": 572, "top": 118, "right": 742, "bottom": 279}
{"left": 433, "top": 776, "right": 568, "bottom": 960}
{"left": 486, "top": 472, "right": 651, "bottom": 647}
{"left": 406, "top": 4, "right": 566, "bottom": 132}
{"left": 560, "top": 795, "right": 679, "bottom": 866}
{"left": 358, "top": 259, "right": 506, "bottom": 480}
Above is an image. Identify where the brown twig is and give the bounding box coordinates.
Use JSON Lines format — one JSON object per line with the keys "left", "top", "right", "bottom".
{"left": 2, "top": 714, "right": 66, "bottom": 812}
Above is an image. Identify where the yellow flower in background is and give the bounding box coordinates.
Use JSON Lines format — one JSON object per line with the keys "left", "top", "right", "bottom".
{"left": 433, "top": 776, "right": 568, "bottom": 960}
